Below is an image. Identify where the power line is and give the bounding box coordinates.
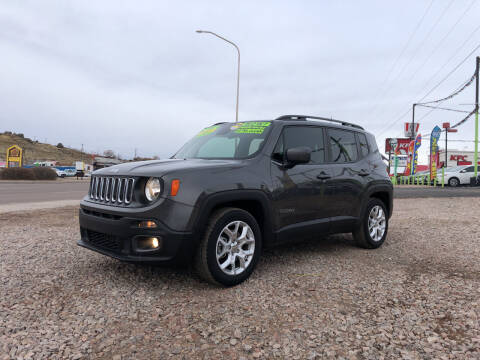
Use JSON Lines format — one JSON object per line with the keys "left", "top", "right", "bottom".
{"left": 366, "top": 0, "right": 435, "bottom": 116}
{"left": 377, "top": 42, "right": 480, "bottom": 137}
{"left": 406, "top": 0, "right": 477, "bottom": 82}
{"left": 451, "top": 108, "right": 476, "bottom": 128}
{"left": 394, "top": 0, "right": 454, "bottom": 80}
{"left": 415, "top": 74, "right": 476, "bottom": 122}
{"left": 418, "top": 44, "right": 480, "bottom": 103}
{"left": 419, "top": 71, "right": 476, "bottom": 104}
{"left": 372, "top": 0, "right": 454, "bottom": 120}
{"left": 416, "top": 104, "right": 471, "bottom": 113}
{"left": 376, "top": 26, "right": 480, "bottom": 133}
{"left": 409, "top": 23, "right": 480, "bottom": 101}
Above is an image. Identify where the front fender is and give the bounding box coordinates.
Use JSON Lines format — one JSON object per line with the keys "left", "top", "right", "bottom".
{"left": 188, "top": 189, "right": 275, "bottom": 246}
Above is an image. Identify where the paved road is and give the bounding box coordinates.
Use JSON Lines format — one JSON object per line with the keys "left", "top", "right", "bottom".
{"left": 2, "top": 180, "right": 480, "bottom": 206}
{"left": 0, "top": 180, "right": 89, "bottom": 205}
{"left": 394, "top": 185, "right": 480, "bottom": 198}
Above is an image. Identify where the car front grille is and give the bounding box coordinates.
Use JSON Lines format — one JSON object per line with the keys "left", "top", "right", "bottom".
{"left": 84, "top": 230, "right": 121, "bottom": 251}
{"left": 89, "top": 176, "right": 135, "bottom": 205}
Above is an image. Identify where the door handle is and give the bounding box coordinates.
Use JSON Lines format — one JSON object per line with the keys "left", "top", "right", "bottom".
{"left": 358, "top": 169, "right": 370, "bottom": 177}
{"left": 317, "top": 173, "right": 331, "bottom": 180}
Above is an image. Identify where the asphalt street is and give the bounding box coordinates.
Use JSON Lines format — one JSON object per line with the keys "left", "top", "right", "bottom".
{"left": 394, "top": 185, "right": 480, "bottom": 198}
{"left": 2, "top": 180, "right": 480, "bottom": 206}
{"left": 0, "top": 180, "right": 90, "bottom": 205}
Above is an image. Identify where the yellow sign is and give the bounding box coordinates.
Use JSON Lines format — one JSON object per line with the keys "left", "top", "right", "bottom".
{"left": 6, "top": 145, "right": 23, "bottom": 168}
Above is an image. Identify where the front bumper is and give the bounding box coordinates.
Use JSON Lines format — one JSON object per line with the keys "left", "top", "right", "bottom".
{"left": 78, "top": 205, "right": 195, "bottom": 265}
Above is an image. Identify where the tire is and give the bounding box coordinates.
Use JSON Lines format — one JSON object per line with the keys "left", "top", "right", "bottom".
{"left": 194, "top": 207, "right": 262, "bottom": 287}
{"left": 448, "top": 177, "right": 459, "bottom": 187}
{"left": 353, "top": 198, "right": 388, "bottom": 249}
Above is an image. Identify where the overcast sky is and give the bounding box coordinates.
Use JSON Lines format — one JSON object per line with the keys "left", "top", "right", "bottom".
{"left": 0, "top": 0, "right": 479, "bottom": 161}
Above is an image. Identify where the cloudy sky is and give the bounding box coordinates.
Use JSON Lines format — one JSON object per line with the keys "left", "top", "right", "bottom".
{"left": 0, "top": 0, "right": 479, "bottom": 161}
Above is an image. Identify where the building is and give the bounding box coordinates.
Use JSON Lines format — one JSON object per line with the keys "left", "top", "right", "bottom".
{"left": 438, "top": 149, "right": 480, "bottom": 168}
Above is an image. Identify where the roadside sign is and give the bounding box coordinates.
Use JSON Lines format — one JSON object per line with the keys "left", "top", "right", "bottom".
{"left": 6, "top": 145, "right": 23, "bottom": 168}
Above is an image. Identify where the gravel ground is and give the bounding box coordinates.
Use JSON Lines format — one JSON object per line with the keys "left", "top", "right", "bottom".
{"left": 1, "top": 198, "right": 479, "bottom": 359}
{"left": 0, "top": 200, "right": 80, "bottom": 214}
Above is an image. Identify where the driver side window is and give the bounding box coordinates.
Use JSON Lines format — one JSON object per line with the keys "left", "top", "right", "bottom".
{"left": 272, "top": 126, "right": 326, "bottom": 164}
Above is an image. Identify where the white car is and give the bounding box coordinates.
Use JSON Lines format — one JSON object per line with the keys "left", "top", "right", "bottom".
{"left": 437, "top": 165, "right": 478, "bottom": 187}
{"left": 54, "top": 168, "right": 66, "bottom": 178}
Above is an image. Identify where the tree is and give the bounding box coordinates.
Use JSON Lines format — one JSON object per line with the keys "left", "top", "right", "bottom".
{"left": 56, "top": 143, "right": 64, "bottom": 148}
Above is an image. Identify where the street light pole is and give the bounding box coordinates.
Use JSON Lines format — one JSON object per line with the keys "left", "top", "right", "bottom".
{"left": 196, "top": 30, "right": 240, "bottom": 122}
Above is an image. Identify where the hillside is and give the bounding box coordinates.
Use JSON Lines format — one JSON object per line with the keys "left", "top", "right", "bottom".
{"left": 0, "top": 132, "right": 92, "bottom": 166}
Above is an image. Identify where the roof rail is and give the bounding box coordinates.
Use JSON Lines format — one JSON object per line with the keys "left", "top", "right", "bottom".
{"left": 275, "top": 115, "right": 364, "bottom": 130}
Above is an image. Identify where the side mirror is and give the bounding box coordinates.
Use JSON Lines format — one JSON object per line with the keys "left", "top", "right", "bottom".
{"left": 460, "top": 169, "right": 466, "bottom": 173}
{"left": 286, "top": 147, "right": 311, "bottom": 165}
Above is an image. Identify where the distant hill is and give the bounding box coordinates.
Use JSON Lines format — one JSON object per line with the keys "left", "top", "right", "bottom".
{"left": 0, "top": 132, "right": 92, "bottom": 166}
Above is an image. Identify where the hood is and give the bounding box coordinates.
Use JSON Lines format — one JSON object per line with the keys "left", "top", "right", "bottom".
{"left": 93, "top": 158, "right": 246, "bottom": 177}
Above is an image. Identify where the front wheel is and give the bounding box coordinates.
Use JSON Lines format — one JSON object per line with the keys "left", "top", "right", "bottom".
{"left": 353, "top": 198, "right": 388, "bottom": 249}
{"left": 194, "top": 207, "right": 262, "bottom": 286}
{"left": 448, "top": 177, "right": 459, "bottom": 187}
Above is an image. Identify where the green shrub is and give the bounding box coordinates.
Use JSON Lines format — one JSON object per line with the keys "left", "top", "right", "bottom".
{"left": 0, "top": 167, "right": 57, "bottom": 180}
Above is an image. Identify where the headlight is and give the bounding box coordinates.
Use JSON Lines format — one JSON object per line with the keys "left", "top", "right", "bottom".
{"left": 145, "top": 177, "right": 161, "bottom": 202}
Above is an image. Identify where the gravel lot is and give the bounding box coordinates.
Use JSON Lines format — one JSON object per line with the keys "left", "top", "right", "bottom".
{"left": 1, "top": 198, "right": 480, "bottom": 359}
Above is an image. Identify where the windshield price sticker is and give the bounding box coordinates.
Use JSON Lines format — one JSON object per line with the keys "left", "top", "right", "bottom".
{"left": 233, "top": 122, "right": 271, "bottom": 134}
{"left": 196, "top": 126, "right": 219, "bottom": 137}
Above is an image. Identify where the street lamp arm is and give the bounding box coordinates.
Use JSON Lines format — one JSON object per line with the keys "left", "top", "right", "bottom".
{"left": 196, "top": 30, "right": 241, "bottom": 122}
{"left": 196, "top": 30, "right": 240, "bottom": 56}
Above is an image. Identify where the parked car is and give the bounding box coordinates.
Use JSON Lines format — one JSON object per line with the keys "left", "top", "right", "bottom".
{"left": 78, "top": 115, "right": 393, "bottom": 286}
{"left": 54, "top": 168, "right": 66, "bottom": 178}
{"left": 437, "top": 165, "right": 478, "bottom": 187}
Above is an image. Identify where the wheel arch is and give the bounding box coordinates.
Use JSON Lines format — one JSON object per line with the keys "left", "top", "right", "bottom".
{"left": 448, "top": 176, "right": 460, "bottom": 186}
{"left": 370, "top": 191, "right": 391, "bottom": 217}
{"left": 191, "top": 190, "right": 275, "bottom": 247}
{"left": 363, "top": 183, "right": 393, "bottom": 219}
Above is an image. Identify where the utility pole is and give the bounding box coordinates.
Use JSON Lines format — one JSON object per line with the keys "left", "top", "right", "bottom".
{"left": 411, "top": 103, "right": 417, "bottom": 140}
{"left": 474, "top": 56, "right": 479, "bottom": 177}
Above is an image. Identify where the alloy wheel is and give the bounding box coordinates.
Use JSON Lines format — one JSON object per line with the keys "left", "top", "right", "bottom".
{"left": 368, "top": 205, "right": 386, "bottom": 242}
{"left": 216, "top": 221, "right": 255, "bottom": 276}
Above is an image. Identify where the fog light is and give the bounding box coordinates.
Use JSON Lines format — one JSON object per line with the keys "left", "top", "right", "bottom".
{"left": 137, "top": 220, "right": 157, "bottom": 228}
{"left": 134, "top": 236, "right": 162, "bottom": 252}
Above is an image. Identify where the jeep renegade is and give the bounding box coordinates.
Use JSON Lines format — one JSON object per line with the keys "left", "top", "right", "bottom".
{"left": 78, "top": 115, "right": 393, "bottom": 286}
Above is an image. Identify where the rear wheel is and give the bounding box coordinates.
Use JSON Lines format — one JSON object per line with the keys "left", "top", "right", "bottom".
{"left": 194, "top": 207, "right": 262, "bottom": 286}
{"left": 353, "top": 198, "right": 388, "bottom": 249}
{"left": 448, "top": 177, "right": 459, "bottom": 187}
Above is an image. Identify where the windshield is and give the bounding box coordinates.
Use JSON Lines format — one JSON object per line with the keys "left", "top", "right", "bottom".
{"left": 173, "top": 122, "right": 272, "bottom": 160}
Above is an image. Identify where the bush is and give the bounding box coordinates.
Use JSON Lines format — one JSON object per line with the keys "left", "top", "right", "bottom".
{"left": 0, "top": 167, "right": 57, "bottom": 180}
{"left": 56, "top": 143, "right": 64, "bottom": 148}
{"left": 32, "top": 167, "right": 57, "bottom": 180}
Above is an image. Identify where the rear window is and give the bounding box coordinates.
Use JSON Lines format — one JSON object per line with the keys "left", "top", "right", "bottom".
{"left": 328, "top": 128, "right": 358, "bottom": 163}
{"left": 366, "top": 133, "right": 379, "bottom": 153}
{"left": 357, "top": 133, "right": 369, "bottom": 158}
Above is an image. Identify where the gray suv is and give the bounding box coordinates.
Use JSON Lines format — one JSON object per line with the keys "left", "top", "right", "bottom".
{"left": 78, "top": 115, "right": 393, "bottom": 286}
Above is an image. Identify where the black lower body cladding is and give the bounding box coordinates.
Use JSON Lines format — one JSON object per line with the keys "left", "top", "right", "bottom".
{"left": 78, "top": 205, "right": 195, "bottom": 265}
